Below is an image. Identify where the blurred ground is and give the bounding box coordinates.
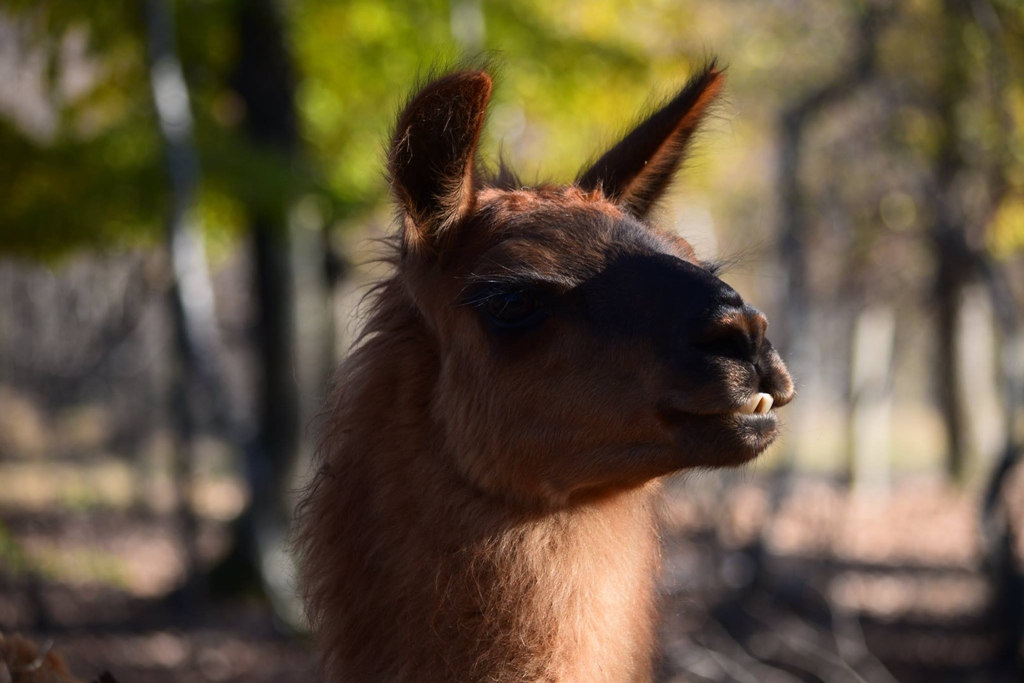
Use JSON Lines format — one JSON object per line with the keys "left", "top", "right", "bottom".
{"left": 2, "top": 469, "right": 1021, "bottom": 683}
{"left": 0, "top": 511, "right": 313, "bottom": 683}
{"left": 657, "top": 474, "right": 1022, "bottom": 683}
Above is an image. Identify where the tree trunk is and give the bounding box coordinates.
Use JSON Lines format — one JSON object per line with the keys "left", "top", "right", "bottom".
{"left": 932, "top": 0, "right": 972, "bottom": 483}
{"left": 210, "top": 0, "right": 304, "bottom": 622}
{"left": 935, "top": 247, "right": 967, "bottom": 480}
{"left": 772, "top": 5, "right": 887, "bottom": 504}
{"left": 969, "top": 1, "right": 1024, "bottom": 667}
{"left": 143, "top": 0, "right": 222, "bottom": 609}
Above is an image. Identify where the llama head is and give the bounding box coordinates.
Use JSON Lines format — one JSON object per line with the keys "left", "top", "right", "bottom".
{"left": 386, "top": 64, "right": 794, "bottom": 507}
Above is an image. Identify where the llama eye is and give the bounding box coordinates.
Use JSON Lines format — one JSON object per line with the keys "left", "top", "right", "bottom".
{"left": 484, "top": 290, "right": 540, "bottom": 327}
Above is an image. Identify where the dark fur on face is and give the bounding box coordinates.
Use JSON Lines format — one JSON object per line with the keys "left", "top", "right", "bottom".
{"left": 295, "top": 61, "right": 794, "bottom": 683}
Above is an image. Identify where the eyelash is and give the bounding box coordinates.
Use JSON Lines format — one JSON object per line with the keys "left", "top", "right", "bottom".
{"left": 462, "top": 283, "right": 554, "bottom": 330}
{"left": 458, "top": 282, "right": 540, "bottom": 307}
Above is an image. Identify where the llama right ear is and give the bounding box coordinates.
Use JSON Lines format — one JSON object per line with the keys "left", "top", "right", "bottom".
{"left": 576, "top": 63, "right": 723, "bottom": 219}
{"left": 389, "top": 70, "right": 493, "bottom": 253}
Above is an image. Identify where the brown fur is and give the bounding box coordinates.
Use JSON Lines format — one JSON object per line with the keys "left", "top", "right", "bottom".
{"left": 294, "top": 62, "right": 793, "bottom": 683}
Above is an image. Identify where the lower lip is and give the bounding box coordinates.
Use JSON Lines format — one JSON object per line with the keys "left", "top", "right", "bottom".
{"left": 733, "top": 411, "right": 776, "bottom": 422}
{"left": 726, "top": 411, "right": 779, "bottom": 438}
{"left": 660, "top": 409, "right": 781, "bottom": 466}
{"left": 717, "top": 412, "right": 781, "bottom": 462}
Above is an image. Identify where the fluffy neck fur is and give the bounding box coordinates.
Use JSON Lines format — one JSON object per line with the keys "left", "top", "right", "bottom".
{"left": 295, "top": 276, "right": 664, "bottom": 683}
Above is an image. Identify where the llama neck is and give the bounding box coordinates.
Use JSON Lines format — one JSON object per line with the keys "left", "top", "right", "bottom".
{"left": 300, "top": 296, "right": 663, "bottom": 683}
{"left": 451, "top": 490, "right": 664, "bottom": 683}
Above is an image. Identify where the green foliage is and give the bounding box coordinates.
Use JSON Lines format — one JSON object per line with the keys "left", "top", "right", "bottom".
{"left": 0, "top": 0, "right": 708, "bottom": 259}
{"left": 1, "top": 0, "right": 1021, "bottom": 260}
{"left": 291, "top": 0, "right": 713, "bottom": 207}
{"left": 1, "top": 114, "right": 165, "bottom": 256}
{"left": 0, "top": 0, "right": 312, "bottom": 259}
{"left": 0, "top": 1, "right": 157, "bottom": 257}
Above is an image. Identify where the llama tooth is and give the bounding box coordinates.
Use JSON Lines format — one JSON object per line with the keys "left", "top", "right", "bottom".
{"left": 738, "top": 394, "right": 759, "bottom": 415}
{"left": 755, "top": 393, "right": 774, "bottom": 414}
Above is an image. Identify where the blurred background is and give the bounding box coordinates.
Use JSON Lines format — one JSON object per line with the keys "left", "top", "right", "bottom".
{"left": 1, "top": 0, "right": 1023, "bottom": 681}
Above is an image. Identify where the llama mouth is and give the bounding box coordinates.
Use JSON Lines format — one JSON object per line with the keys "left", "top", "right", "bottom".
{"left": 725, "top": 393, "right": 779, "bottom": 453}
{"left": 658, "top": 393, "right": 781, "bottom": 467}
{"left": 658, "top": 390, "right": 777, "bottom": 420}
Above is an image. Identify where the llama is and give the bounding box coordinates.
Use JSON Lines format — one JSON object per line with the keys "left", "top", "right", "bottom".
{"left": 294, "top": 61, "right": 794, "bottom": 683}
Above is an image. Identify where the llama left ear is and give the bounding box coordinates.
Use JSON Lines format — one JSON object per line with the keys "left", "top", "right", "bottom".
{"left": 577, "top": 62, "right": 723, "bottom": 219}
{"left": 389, "top": 70, "right": 493, "bottom": 254}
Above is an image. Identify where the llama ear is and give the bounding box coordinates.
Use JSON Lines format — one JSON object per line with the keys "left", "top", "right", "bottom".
{"left": 577, "top": 62, "right": 723, "bottom": 219}
{"left": 389, "top": 70, "right": 493, "bottom": 252}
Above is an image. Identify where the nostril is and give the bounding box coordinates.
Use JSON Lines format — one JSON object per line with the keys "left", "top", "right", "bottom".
{"left": 694, "top": 305, "right": 767, "bottom": 364}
